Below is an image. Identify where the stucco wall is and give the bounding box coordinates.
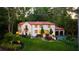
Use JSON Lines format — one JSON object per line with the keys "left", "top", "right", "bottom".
{"left": 30, "top": 24, "right": 55, "bottom": 37}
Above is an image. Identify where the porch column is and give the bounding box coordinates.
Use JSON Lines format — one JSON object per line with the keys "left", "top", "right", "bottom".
{"left": 58, "top": 30, "right": 60, "bottom": 36}
{"left": 63, "top": 30, "right": 64, "bottom": 36}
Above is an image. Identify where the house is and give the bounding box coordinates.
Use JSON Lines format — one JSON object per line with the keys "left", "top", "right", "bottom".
{"left": 18, "top": 21, "right": 64, "bottom": 40}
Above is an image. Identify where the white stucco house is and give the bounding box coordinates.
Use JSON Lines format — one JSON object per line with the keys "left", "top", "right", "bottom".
{"left": 18, "top": 21, "right": 64, "bottom": 39}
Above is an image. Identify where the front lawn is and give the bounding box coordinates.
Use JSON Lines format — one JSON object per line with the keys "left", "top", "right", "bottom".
{"left": 0, "top": 32, "right": 77, "bottom": 51}
{"left": 20, "top": 37, "right": 78, "bottom": 51}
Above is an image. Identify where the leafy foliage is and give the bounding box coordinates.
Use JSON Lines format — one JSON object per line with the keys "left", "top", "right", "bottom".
{"left": 4, "top": 32, "right": 14, "bottom": 42}
{"left": 0, "top": 43, "right": 21, "bottom": 50}
{"left": 0, "top": 32, "right": 23, "bottom": 50}
{"left": 0, "top": 7, "right": 77, "bottom": 37}
{"left": 0, "top": 8, "right": 8, "bottom": 39}
{"left": 49, "top": 28, "right": 53, "bottom": 34}
{"left": 41, "top": 26, "right": 44, "bottom": 35}
{"left": 27, "top": 7, "right": 77, "bottom": 37}
{"left": 0, "top": 7, "right": 78, "bottom": 50}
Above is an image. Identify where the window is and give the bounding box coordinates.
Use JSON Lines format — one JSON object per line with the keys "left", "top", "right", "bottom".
{"left": 35, "top": 25, "right": 38, "bottom": 28}
{"left": 35, "top": 30, "right": 38, "bottom": 33}
{"left": 40, "top": 25, "right": 43, "bottom": 28}
{"left": 55, "top": 31, "right": 59, "bottom": 36}
{"left": 60, "top": 31, "right": 63, "bottom": 36}
{"left": 48, "top": 25, "right": 50, "bottom": 28}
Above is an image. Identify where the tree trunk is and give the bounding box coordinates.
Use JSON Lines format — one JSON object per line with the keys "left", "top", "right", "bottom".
{"left": 76, "top": 7, "right": 79, "bottom": 50}
{"left": 11, "top": 22, "right": 13, "bottom": 33}
{"left": 7, "top": 8, "right": 11, "bottom": 33}
{"left": 78, "top": 15, "right": 79, "bottom": 50}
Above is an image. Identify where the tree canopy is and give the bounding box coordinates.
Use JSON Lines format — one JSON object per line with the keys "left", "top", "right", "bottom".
{"left": 0, "top": 7, "right": 77, "bottom": 38}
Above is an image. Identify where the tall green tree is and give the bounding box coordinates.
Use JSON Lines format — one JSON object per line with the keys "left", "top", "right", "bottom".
{"left": 6, "top": 7, "right": 31, "bottom": 33}
{"left": 28, "top": 7, "right": 77, "bottom": 37}
{"left": 49, "top": 28, "right": 53, "bottom": 34}
{"left": 0, "top": 7, "right": 8, "bottom": 38}
{"left": 27, "top": 7, "right": 50, "bottom": 21}
{"left": 41, "top": 26, "right": 44, "bottom": 35}
{"left": 74, "top": 7, "right": 79, "bottom": 50}
{"left": 6, "top": 7, "right": 17, "bottom": 33}
{"left": 41, "top": 7, "right": 77, "bottom": 37}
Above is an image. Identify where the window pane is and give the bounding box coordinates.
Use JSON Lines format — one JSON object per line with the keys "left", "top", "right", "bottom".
{"left": 55, "top": 31, "right": 58, "bottom": 36}
{"left": 35, "top": 30, "right": 38, "bottom": 33}
{"left": 60, "top": 31, "right": 63, "bottom": 36}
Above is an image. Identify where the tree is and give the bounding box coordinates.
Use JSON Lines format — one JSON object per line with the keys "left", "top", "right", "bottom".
{"left": 26, "top": 7, "right": 77, "bottom": 37}
{"left": 49, "top": 7, "right": 77, "bottom": 37}
{"left": 26, "top": 7, "right": 50, "bottom": 21}
{"left": 0, "top": 7, "right": 8, "bottom": 39}
{"left": 16, "top": 7, "right": 31, "bottom": 21}
{"left": 49, "top": 28, "right": 53, "bottom": 34}
{"left": 74, "top": 7, "right": 79, "bottom": 50}
{"left": 0, "top": 7, "right": 77, "bottom": 38}
{"left": 41, "top": 26, "right": 44, "bottom": 35}
{"left": 6, "top": 7, "right": 31, "bottom": 33}
{"left": 77, "top": 7, "right": 79, "bottom": 50}
{"left": 6, "top": 7, "right": 17, "bottom": 33}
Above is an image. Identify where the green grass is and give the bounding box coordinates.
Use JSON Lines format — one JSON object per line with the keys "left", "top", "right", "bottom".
{"left": 20, "top": 37, "right": 78, "bottom": 51}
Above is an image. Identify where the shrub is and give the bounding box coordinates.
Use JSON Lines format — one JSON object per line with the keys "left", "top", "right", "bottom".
{"left": 4, "top": 32, "right": 15, "bottom": 42}
{"left": 46, "top": 34, "right": 49, "bottom": 36}
{"left": 0, "top": 43, "right": 21, "bottom": 50}
{"left": 49, "top": 28, "right": 53, "bottom": 34}
{"left": 4, "top": 32, "right": 22, "bottom": 44}
{"left": 36, "top": 34, "right": 42, "bottom": 37}
{"left": 41, "top": 26, "right": 44, "bottom": 35}
{"left": 0, "top": 32, "right": 24, "bottom": 50}
{"left": 66, "top": 35, "right": 76, "bottom": 41}
{"left": 14, "top": 35, "right": 22, "bottom": 41}
{"left": 4, "top": 32, "right": 22, "bottom": 42}
{"left": 45, "top": 34, "right": 52, "bottom": 40}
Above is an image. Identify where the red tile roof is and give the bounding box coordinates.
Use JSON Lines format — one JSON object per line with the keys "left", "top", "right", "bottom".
{"left": 28, "top": 21, "right": 55, "bottom": 25}
{"left": 18, "top": 22, "right": 64, "bottom": 30}
{"left": 56, "top": 26, "right": 64, "bottom": 30}
{"left": 18, "top": 22, "right": 25, "bottom": 26}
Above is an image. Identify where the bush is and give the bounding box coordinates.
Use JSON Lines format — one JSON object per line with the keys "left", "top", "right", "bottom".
{"left": 4, "top": 32, "right": 15, "bottom": 42}
{"left": 14, "top": 35, "right": 22, "bottom": 41}
{"left": 0, "top": 43, "right": 21, "bottom": 50}
{"left": 4, "top": 32, "right": 22, "bottom": 43}
{"left": 45, "top": 34, "right": 52, "bottom": 40}
{"left": 4, "top": 32, "right": 23, "bottom": 42}
{"left": 0, "top": 32, "right": 24, "bottom": 50}
{"left": 66, "top": 35, "right": 76, "bottom": 41}
{"left": 36, "top": 34, "right": 42, "bottom": 37}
